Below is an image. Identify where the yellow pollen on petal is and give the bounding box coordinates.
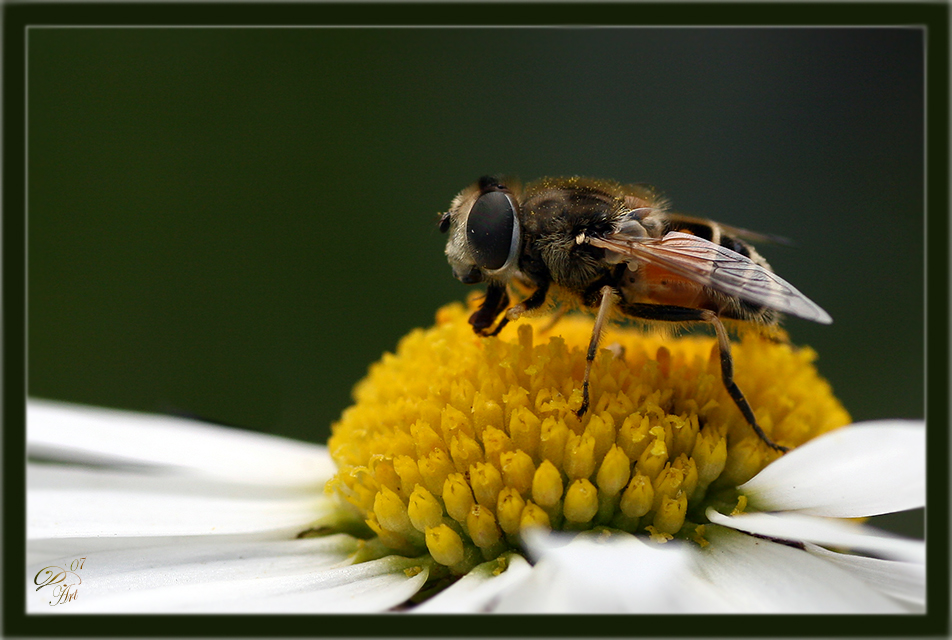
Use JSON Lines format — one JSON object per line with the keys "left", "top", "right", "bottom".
{"left": 732, "top": 494, "right": 749, "bottom": 516}
{"left": 327, "top": 302, "right": 850, "bottom": 570}
{"left": 646, "top": 525, "right": 674, "bottom": 543}
{"left": 692, "top": 523, "right": 711, "bottom": 548}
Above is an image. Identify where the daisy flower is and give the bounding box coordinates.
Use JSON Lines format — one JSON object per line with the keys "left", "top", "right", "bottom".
{"left": 27, "top": 303, "right": 925, "bottom": 613}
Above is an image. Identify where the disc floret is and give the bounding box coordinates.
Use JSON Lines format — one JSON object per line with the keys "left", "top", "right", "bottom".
{"left": 326, "top": 302, "right": 849, "bottom": 572}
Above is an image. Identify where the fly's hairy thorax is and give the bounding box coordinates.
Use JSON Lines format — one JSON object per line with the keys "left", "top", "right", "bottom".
{"left": 518, "top": 180, "right": 630, "bottom": 292}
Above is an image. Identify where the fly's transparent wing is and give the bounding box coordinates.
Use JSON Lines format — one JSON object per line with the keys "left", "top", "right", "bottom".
{"left": 662, "top": 212, "right": 793, "bottom": 246}
{"left": 588, "top": 231, "right": 832, "bottom": 324}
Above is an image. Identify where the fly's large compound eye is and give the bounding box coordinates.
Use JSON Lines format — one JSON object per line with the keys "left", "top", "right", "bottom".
{"left": 466, "top": 191, "right": 519, "bottom": 271}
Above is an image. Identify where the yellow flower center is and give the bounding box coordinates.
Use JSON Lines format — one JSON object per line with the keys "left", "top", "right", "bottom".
{"left": 326, "top": 301, "right": 850, "bottom": 573}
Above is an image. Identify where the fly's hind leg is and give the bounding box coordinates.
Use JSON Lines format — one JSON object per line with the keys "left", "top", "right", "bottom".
{"left": 703, "top": 311, "right": 789, "bottom": 453}
{"left": 616, "top": 302, "right": 788, "bottom": 453}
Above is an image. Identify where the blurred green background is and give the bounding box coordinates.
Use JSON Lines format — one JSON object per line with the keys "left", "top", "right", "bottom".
{"left": 28, "top": 27, "right": 924, "bottom": 534}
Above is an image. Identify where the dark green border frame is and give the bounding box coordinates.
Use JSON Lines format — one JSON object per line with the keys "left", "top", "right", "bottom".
{"left": 4, "top": 2, "right": 947, "bottom": 637}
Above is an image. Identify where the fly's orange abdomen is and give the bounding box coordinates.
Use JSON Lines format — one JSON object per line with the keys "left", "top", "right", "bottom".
{"left": 643, "top": 262, "right": 706, "bottom": 308}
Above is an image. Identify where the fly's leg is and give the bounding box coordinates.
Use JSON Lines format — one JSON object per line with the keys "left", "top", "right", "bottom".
{"left": 703, "top": 310, "right": 788, "bottom": 453}
{"left": 469, "top": 282, "right": 510, "bottom": 336}
{"left": 486, "top": 280, "right": 550, "bottom": 337}
{"left": 615, "top": 302, "right": 788, "bottom": 453}
{"left": 576, "top": 286, "right": 618, "bottom": 417}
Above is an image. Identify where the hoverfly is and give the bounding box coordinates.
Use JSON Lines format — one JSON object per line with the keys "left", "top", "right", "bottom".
{"left": 438, "top": 176, "right": 831, "bottom": 452}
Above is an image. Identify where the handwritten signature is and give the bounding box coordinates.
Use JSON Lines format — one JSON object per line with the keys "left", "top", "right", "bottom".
{"left": 34, "top": 557, "right": 84, "bottom": 606}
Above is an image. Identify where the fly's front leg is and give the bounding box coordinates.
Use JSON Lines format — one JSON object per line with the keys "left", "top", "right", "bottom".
{"left": 617, "top": 302, "right": 788, "bottom": 453}
{"left": 576, "top": 286, "right": 618, "bottom": 417}
{"left": 486, "top": 280, "right": 550, "bottom": 337}
{"left": 469, "top": 282, "right": 509, "bottom": 336}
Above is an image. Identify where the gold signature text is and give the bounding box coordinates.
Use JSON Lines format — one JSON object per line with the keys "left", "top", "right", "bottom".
{"left": 34, "top": 557, "right": 84, "bottom": 606}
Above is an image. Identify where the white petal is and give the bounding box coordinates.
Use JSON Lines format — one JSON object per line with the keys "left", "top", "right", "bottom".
{"left": 803, "top": 542, "right": 925, "bottom": 608}
{"left": 28, "top": 529, "right": 302, "bottom": 567}
{"left": 28, "top": 399, "right": 336, "bottom": 488}
{"left": 694, "top": 525, "right": 908, "bottom": 613}
{"left": 490, "top": 530, "right": 728, "bottom": 613}
{"left": 27, "top": 535, "right": 428, "bottom": 613}
{"left": 412, "top": 553, "right": 532, "bottom": 613}
{"left": 29, "top": 464, "right": 337, "bottom": 539}
{"left": 707, "top": 509, "right": 925, "bottom": 563}
{"left": 741, "top": 420, "right": 925, "bottom": 517}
